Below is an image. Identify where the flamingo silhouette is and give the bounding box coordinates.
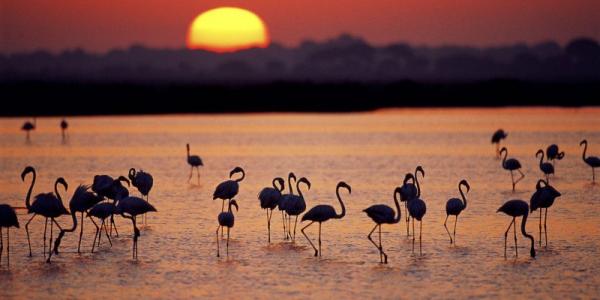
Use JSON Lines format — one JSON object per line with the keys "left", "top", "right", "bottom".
{"left": 117, "top": 196, "right": 157, "bottom": 259}
{"left": 129, "top": 168, "right": 153, "bottom": 224}
{"left": 0, "top": 204, "right": 19, "bottom": 267}
{"left": 25, "top": 177, "right": 69, "bottom": 263}
{"left": 400, "top": 166, "right": 424, "bottom": 236}
{"left": 301, "top": 181, "right": 351, "bottom": 257}
{"left": 444, "top": 179, "right": 470, "bottom": 244}
{"left": 580, "top": 140, "right": 600, "bottom": 182}
{"left": 60, "top": 118, "right": 69, "bottom": 141}
{"left": 21, "top": 166, "right": 39, "bottom": 257}
{"left": 87, "top": 201, "right": 119, "bottom": 252}
{"left": 92, "top": 174, "right": 129, "bottom": 236}
{"left": 213, "top": 167, "right": 245, "bottom": 212}
{"left": 491, "top": 129, "right": 507, "bottom": 158}
{"left": 53, "top": 185, "right": 103, "bottom": 254}
{"left": 363, "top": 187, "right": 401, "bottom": 263}
{"left": 186, "top": 144, "right": 203, "bottom": 183}
{"left": 278, "top": 172, "right": 296, "bottom": 240}
{"left": 497, "top": 199, "right": 536, "bottom": 258}
{"left": 500, "top": 147, "right": 525, "bottom": 191}
{"left": 530, "top": 179, "right": 561, "bottom": 247}
{"left": 546, "top": 144, "right": 564, "bottom": 166}
{"left": 216, "top": 199, "right": 238, "bottom": 257}
{"left": 258, "top": 177, "right": 284, "bottom": 243}
{"left": 285, "top": 177, "right": 311, "bottom": 241}
{"left": 407, "top": 174, "right": 427, "bottom": 255}
{"left": 22, "top": 118, "right": 36, "bottom": 141}
{"left": 535, "top": 149, "right": 554, "bottom": 183}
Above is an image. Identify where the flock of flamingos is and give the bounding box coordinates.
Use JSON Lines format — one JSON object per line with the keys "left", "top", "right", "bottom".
{"left": 0, "top": 122, "right": 599, "bottom": 267}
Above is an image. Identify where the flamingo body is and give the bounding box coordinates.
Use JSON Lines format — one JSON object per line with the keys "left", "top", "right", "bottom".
{"left": 0, "top": 205, "right": 19, "bottom": 228}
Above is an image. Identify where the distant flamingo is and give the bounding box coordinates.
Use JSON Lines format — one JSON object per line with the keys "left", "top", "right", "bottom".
{"left": 60, "top": 118, "right": 69, "bottom": 141}
{"left": 444, "top": 179, "right": 470, "bottom": 244}
{"left": 491, "top": 129, "right": 508, "bottom": 158}
{"left": 216, "top": 199, "right": 238, "bottom": 257}
{"left": 301, "top": 181, "right": 351, "bottom": 257}
{"left": 497, "top": 199, "right": 535, "bottom": 258}
{"left": 400, "top": 166, "right": 425, "bottom": 236}
{"left": 530, "top": 180, "right": 561, "bottom": 247}
{"left": 186, "top": 144, "right": 203, "bottom": 183}
{"left": 117, "top": 196, "right": 157, "bottom": 259}
{"left": 87, "top": 201, "right": 118, "bottom": 252}
{"left": 546, "top": 144, "right": 564, "bottom": 166}
{"left": 407, "top": 175, "right": 427, "bottom": 255}
{"left": 363, "top": 187, "right": 401, "bottom": 263}
{"left": 500, "top": 147, "right": 525, "bottom": 191}
{"left": 0, "top": 204, "right": 19, "bottom": 267}
{"left": 53, "top": 185, "right": 103, "bottom": 254}
{"left": 25, "top": 177, "right": 69, "bottom": 263}
{"left": 258, "top": 177, "right": 284, "bottom": 243}
{"left": 580, "top": 139, "right": 600, "bottom": 182}
{"left": 129, "top": 168, "right": 154, "bottom": 224}
{"left": 22, "top": 118, "right": 36, "bottom": 141}
{"left": 278, "top": 172, "right": 296, "bottom": 240}
{"left": 536, "top": 149, "right": 554, "bottom": 183}
{"left": 285, "top": 177, "right": 311, "bottom": 241}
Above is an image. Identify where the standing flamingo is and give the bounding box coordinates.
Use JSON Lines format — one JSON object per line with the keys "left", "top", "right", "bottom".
{"left": 407, "top": 176, "right": 427, "bottom": 255}
{"left": 258, "top": 177, "right": 284, "bottom": 243}
{"left": 278, "top": 172, "right": 296, "bottom": 240}
{"left": 92, "top": 174, "right": 129, "bottom": 236}
{"left": 500, "top": 147, "right": 525, "bottom": 191}
{"left": 22, "top": 117, "right": 36, "bottom": 141}
{"left": 25, "top": 177, "right": 69, "bottom": 263}
{"left": 216, "top": 199, "right": 238, "bottom": 257}
{"left": 117, "top": 196, "right": 157, "bottom": 259}
{"left": 497, "top": 199, "right": 536, "bottom": 258}
{"left": 0, "top": 204, "right": 19, "bottom": 267}
{"left": 491, "top": 129, "right": 508, "bottom": 158}
{"left": 129, "top": 168, "right": 153, "bottom": 224}
{"left": 580, "top": 139, "right": 600, "bottom": 182}
{"left": 301, "top": 181, "right": 351, "bottom": 257}
{"left": 546, "top": 144, "right": 564, "bottom": 166}
{"left": 213, "top": 166, "right": 245, "bottom": 212}
{"left": 60, "top": 118, "right": 69, "bottom": 141}
{"left": 21, "top": 166, "right": 37, "bottom": 257}
{"left": 530, "top": 180, "right": 561, "bottom": 247}
{"left": 285, "top": 177, "right": 311, "bottom": 241}
{"left": 400, "top": 166, "right": 425, "bottom": 236}
{"left": 444, "top": 179, "right": 470, "bottom": 244}
{"left": 52, "top": 185, "right": 103, "bottom": 254}
{"left": 536, "top": 149, "right": 554, "bottom": 183}
{"left": 87, "top": 201, "right": 118, "bottom": 252}
{"left": 363, "top": 187, "right": 401, "bottom": 263}
{"left": 186, "top": 144, "right": 203, "bottom": 183}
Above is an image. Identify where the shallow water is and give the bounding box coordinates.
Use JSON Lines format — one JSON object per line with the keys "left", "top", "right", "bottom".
{"left": 1, "top": 108, "right": 600, "bottom": 299}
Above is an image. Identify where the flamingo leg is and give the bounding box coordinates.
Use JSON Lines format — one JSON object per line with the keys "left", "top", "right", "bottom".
{"left": 196, "top": 167, "right": 200, "bottom": 184}
{"left": 110, "top": 215, "right": 119, "bottom": 237}
{"left": 367, "top": 224, "right": 382, "bottom": 263}
{"left": 25, "top": 214, "right": 37, "bottom": 257}
{"left": 266, "top": 209, "right": 271, "bottom": 243}
{"left": 221, "top": 201, "right": 225, "bottom": 237}
{"left": 510, "top": 170, "right": 515, "bottom": 191}
{"left": 453, "top": 215, "right": 458, "bottom": 245}
{"left": 503, "top": 218, "right": 514, "bottom": 258}
{"left": 593, "top": 167, "right": 596, "bottom": 182}
{"left": 188, "top": 166, "right": 193, "bottom": 182}
{"left": 539, "top": 209, "right": 542, "bottom": 247}
{"left": 544, "top": 208, "right": 549, "bottom": 247}
{"left": 0, "top": 228, "right": 3, "bottom": 266}
{"left": 293, "top": 216, "right": 299, "bottom": 242}
{"left": 43, "top": 217, "right": 48, "bottom": 257}
{"left": 405, "top": 203, "right": 410, "bottom": 237}
{"left": 419, "top": 220, "right": 423, "bottom": 256}
{"left": 514, "top": 217, "right": 518, "bottom": 257}
{"left": 281, "top": 211, "right": 287, "bottom": 240}
{"left": 226, "top": 227, "right": 230, "bottom": 256}
{"left": 46, "top": 218, "right": 54, "bottom": 263}
{"left": 379, "top": 224, "right": 387, "bottom": 263}
{"left": 78, "top": 212, "right": 84, "bottom": 254}
{"left": 301, "top": 221, "right": 318, "bottom": 256}
{"left": 6, "top": 228, "right": 9, "bottom": 267}
{"left": 443, "top": 215, "right": 452, "bottom": 244}
{"left": 318, "top": 222, "right": 322, "bottom": 257}
{"left": 98, "top": 220, "right": 104, "bottom": 247}
{"left": 90, "top": 217, "right": 99, "bottom": 253}
{"left": 412, "top": 217, "right": 416, "bottom": 254}
{"left": 103, "top": 221, "right": 112, "bottom": 247}
{"left": 216, "top": 226, "right": 220, "bottom": 257}
{"left": 516, "top": 169, "right": 525, "bottom": 186}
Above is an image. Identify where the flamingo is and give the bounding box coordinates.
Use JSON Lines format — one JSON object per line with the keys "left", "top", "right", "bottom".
{"left": 399, "top": 166, "right": 425, "bottom": 236}
{"left": 535, "top": 149, "right": 554, "bottom": 183}
{"left": 546, "top": 144, "right": 564, "bottom": 166}
{"left": 301, "top": 181, "right": 351, "bottom": 257}
{"left": 500, "top": 147, "right": 525, "bottom": 191}
{"left": 530, "top": 180, "right": 561, "bottom": 247}
{"left": 22, "top": 117, "right": 36, "bottom": 141}
{"left": 186, "top": 144, "right": 203, "bottom": 183}
{"left": 407, "top": 176, "right": 427, "bottom": 255}
{"left": 363, "top": 187, "right": 401, "bottom": 263}
{"left": 87, "top": 202, "right": 118, "bottom": 252}
{"left": 129, "top": 168, "right": 154, "bottom": 223}
{"left": 444, "top": 179, "right": 470, "bottom": 244}
{"left": 491, "top": 129, "right": 508, "bottom": 158}
{"left": 25, "top": 177, "right": 69, "bottom": 263}
{"left": 580, "top": 139, "right": 600, "bottom": 182}
{"left": 213, "top": 166, "right": 245, "bottom": 213}
{"left": 0, "top": 204, "right": 19, "bottom": 267}
{"left": 278, "top": 172, "right": 296, "bottom": 240}
{"left": 117, "top": 196, "right": 157, "bottom": 259}
{"left": 258, "top": 177, "right": 284, "bottom": 243}
{"left": 52, "top": 185, "right": 103, "bottom": 254}
{"left": 60, "top": 118, "right": 69, "bottom": 141}
{"left": 497, "top": 199, "right": 536, "bottom": 258}
{"left": 21, "top": 166, "right": 38, "bottom": 257}
{"left": 92, "top": 174, "right": 129, "bottom": 236}
{"left": 285, "top": 177, "right": 311, "bottom": 241}
{"left": 216, "top": 199, "right": 238, "bottom": 257}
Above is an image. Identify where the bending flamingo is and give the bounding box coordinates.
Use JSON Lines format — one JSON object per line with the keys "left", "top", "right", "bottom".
{"left": 87, "top": 201, "right": 118, "bottom": 252}
{"left": 500, "top": 147, "right": 525, "bottom": 191}
{"left": 301, "top": 181, "right": 351, "bottom": 257}
{"left": 258, "top": 177, "right": 284, "bottom": 243}
{"left": 216, "top": 199, "right": 238, "bottom": 257}
{"left": 0, "top": 204, "right": 19, "bottom": 267}
{"left": 363, "top": 187, "right": 401, "bottom": 263}
{"left": 117, "top": 196, "right": 157, "bottom": 259}
{"left": 444, "top": 179, "right": 470, "bottom": 244}
{"left": 546, "top": 144, "right": 564, "bottom": 166}
{"left": 491, "top": 129, "right": 507, "bottom": 158}
{"left": 285, "top": 177, "right": 311, "bottom": 241}
{"left": 186, "top": 143, "right": 203, "bottom": 183}
{"left": 536, "top": 149, "right": 554, "bottom": 183}
{"left": 530, "top": 180, "right": 561, "bottom": 247}
{"left": 580, "top": 139, "right": 600, "bottom": 182}
{"left": 497, "top": 199, "right": 535, "bottom": 258}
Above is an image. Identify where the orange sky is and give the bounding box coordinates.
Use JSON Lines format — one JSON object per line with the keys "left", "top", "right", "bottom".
{"left": 2, "top": 0, "right": 600, "bottom": 53}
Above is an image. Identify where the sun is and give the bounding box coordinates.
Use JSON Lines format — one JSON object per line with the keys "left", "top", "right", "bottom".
{"left": 187, "top": 7, "right": 270, "bottom": 53}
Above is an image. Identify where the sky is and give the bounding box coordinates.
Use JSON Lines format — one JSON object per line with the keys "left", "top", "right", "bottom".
{"left": 2, "top": 0, "right": 600, "bottom": 53}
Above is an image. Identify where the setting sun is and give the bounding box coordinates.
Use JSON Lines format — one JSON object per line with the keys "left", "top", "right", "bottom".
{"left": 187, "top": 7, "right": 270, "bottom": 53}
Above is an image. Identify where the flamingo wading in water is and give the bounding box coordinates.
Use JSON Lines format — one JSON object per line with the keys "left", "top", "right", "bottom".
{"left": 444, "top": 179, "right": 470, "bottom": 244}
{"left": 500, "top": 147, "right": 525, "bottom": 191}
{"left": 216, "top": 199, "right": 238, "bottom": 257}
{"left": 406, "top": 172, "right": 427, "bottom": 255}
{"left": 580, "top": 139, "right": 600, "bottom": 182}
{"left": 186, "top": 144, "right": 203, "bottom": 183}
{"left": 363, "top": 187, "right": 401, "bottom": 263}
{"left": 530, "top": 180, "right": 561, "bottom": 247}
{"left": 258, "top": 177, "right": 284, "bottom": 243}
{"left": 400, "top": 166, "right": 425, "bottom": 236}
{"left": 22, "top": 118, "right": 36, "bottom": 141}
{"left": 278, "top": 172, "right": 296, "bottom": 240}
{"left": 497, "top": 199, "right": 536, "bottom": 258}
{"left": 129, "top": 168, "right": 154, "bottom": 224}
{"left": 536, "top": 149, "right": 554, "bottom": 183}
{"left": 117, "top": 196, "right": 157, "bottom": 259}
{"left": 491, "top": 129, "right": 507, "bottom": 158}
{"left": 285, "top": 177, "right": 311, "bottom": 241}
{"left": 0, "top": 204, "right": 19, "bottom": 267}
{"left": 60, "top": 118, "right": 69, "bottom": 141}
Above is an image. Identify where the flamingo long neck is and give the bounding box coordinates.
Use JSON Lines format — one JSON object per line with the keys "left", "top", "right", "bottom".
{"left": 537, "top": 152, "right": 544, "bottom": 167}
{"left": 392, "top": 190, "right": 401, "bottom": 224}
{"left": 296, "top": 181, "right": 305, "bottom": 199}
{"left": 55, "top": 181, "right": 63, "bottom": 204}
{"left": 64, "top": 210, "right": 78, "bottom": 232}
{"left": 459, "top": 184, "right": 467, "bottom": 210}
{"left": 335, "top": 187, "right": 346, "bottom": 219}
{"left": 501, "top": 150, "right": 508, "bottom": 167}
{"left": 414, "top": 172, "right": 421, "bottom": 198}
{"left": 520, "top": 212, "right": 536, "bottom": 257}
{"left": 186, "top": 147, "right": 190, "bottom": 160}
{"left": 558, "top": 151, "right": 565, "bottom": 159}
{"left": 288, "top": 175, "right": 295, "bottom": 195}
{"left": 235, "top": 170, "right": 245, "bottom": 182}
{"left": 582, "top": 142, "right": 588, "bottom": 161}
{"left": 25, "top": 170, "right": 36, "bottom": 210}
